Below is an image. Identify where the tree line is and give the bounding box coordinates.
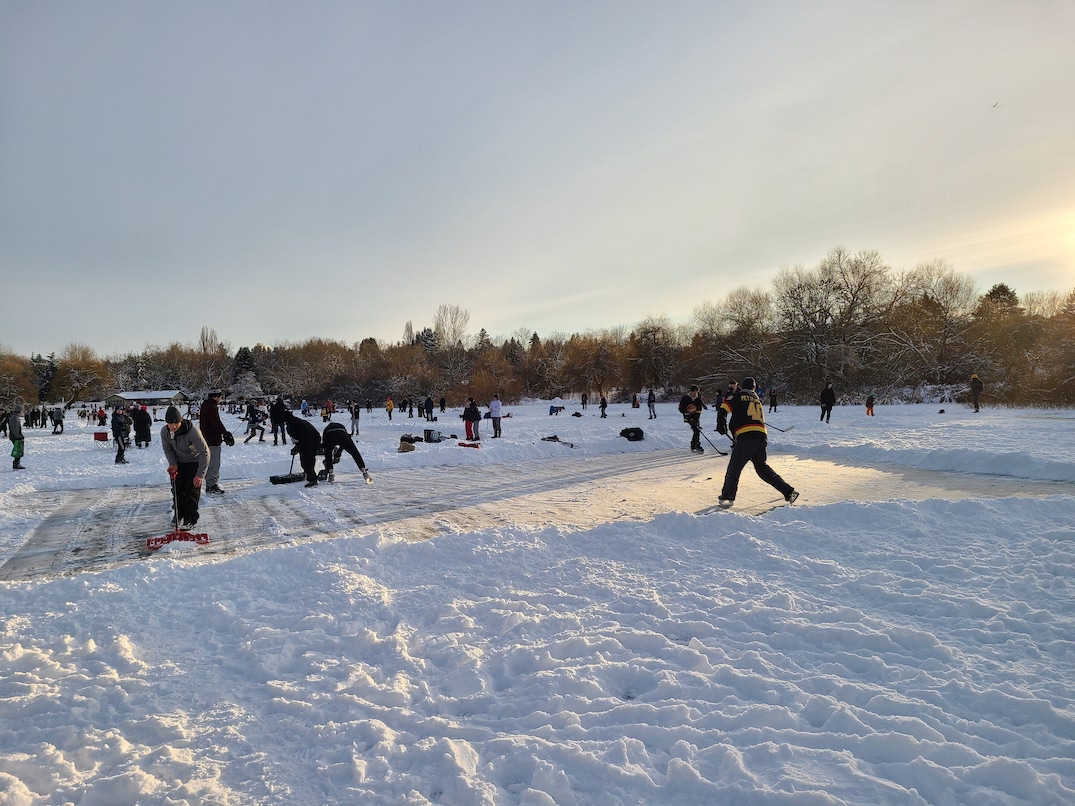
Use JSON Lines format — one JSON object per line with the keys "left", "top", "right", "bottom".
{"left": 3, "top": 249, "right": 1073, "bottom": 409}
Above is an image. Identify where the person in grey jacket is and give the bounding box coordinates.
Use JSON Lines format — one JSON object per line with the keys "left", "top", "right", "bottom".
{"left": 161, "top": 405, "right": 209, "bottom": 528}
{"left": 9, "top": 404, "right": 25, "bottom": 470}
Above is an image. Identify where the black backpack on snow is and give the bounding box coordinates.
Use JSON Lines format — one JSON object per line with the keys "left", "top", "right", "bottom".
{"left": 619, "top": 427, "right": 644, "bottom": 441}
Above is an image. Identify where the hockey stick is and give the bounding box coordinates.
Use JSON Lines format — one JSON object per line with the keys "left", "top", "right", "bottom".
{"left": 767, "top": 423, "right": 795, "bottom": 433}
{"left": 701, "top": 431, "right": 728, "bottom": 456}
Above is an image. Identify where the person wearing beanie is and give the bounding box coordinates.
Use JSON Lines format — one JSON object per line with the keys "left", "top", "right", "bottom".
{"left": 9, "top": 403, "right": 25, "bottom": 470}
{"left": 283, "top": 410, "right": 322, "bottom": 487}
{"left": 111, "top": 407, "right": 133, "bottom": 464}
{"left": 678, "top": 385, "right": 706, "bottom": 454}
{"left": 715, "top": 376, "right": 798, "bottom": 509}
{"left": 161, "top": 405, "right": 210, "bottom": 528}
{"left": 198, "top": 389, "right": 233, "bottom": 495}
{"left": 970, "top": 373, "right": 983, "bottom": 412}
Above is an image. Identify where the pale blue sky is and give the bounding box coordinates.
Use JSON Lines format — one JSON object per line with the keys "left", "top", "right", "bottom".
{"left": 2, "top": 0, "right": 1072, "bottom": 358}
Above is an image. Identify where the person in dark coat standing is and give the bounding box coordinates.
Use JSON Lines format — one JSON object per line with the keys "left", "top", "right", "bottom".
{"left": 970, "top": 374, "right": 983, "bottom": 412}
{"left": 284, "top": 410, "right": 322, "bottom": 487}
{"left": 647, "top": 389, "right": 657, "bottom": 419}
{"left": 768, "top": 388, "right": 778, "bottom": 413}
{"left": 865, "top": 394, "right": 876, "bottom": 416}
{"left": 132, "top": 405, "right": 153, "bottom": 447}
{"left": 678, "top": 385, "right": 706, "bottom": 454}
{"left": 111, "top": 407, "right": 133, "bottom": 464}
{"left": 717, "top": 377, "right": 797, "bottom": 508}
{"left": 599, "top": 395, "right": 608, "bottom": 418}
{"left": 199, "top": 390, "right": 233, "bottom": 495}
{"left": 424, "top": 396, "right": 435, "bottom": 422}
{"left": 820, "top": 381, "right": 836, "bottom": 423}
{"left": 9, "top": 404, "right": 25, "bottom": 470}
{"left": 320, "top": 421, "right": 372, "bottom": 484}
{"left": 269, "top": 396, "right": 289, "bottom": 445}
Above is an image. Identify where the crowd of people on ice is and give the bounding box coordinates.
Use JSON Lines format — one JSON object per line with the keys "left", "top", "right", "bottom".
{"left": 4, "top": 374, "right": 986, "bottom": 521}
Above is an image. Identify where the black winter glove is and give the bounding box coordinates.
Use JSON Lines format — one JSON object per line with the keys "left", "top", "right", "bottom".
{"left": 222, "top": 431, "right": 235, "bottom": 446}
{"left": 290, "top": 446, "right": 299, "bottom": 455}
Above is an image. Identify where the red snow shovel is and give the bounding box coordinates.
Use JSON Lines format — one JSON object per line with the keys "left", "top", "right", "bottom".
{"left": 147, "top": 477, "right": 210, "bottom": 551}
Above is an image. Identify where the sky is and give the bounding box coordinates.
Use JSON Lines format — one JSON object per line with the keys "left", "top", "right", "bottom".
{"left": 2, "top": 0, "right": 1073, "bottom": 359}
{"left": 1, "top": 400, "right": 1074, "bottom": 802}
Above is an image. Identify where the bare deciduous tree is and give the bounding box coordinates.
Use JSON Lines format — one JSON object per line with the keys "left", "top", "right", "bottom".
{"left": 433, "top": 304, "right": 470, "bottom": 349}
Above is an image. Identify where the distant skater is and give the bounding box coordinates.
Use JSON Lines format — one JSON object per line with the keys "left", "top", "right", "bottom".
{"left": 349, "top": 400, "right": 362, "bottom": 435}
{"left": 865, "top": 394, "right": 875, "bottom": 416}
{"left": 678, "top": 385, "right": 706, "bottom": 454}
{"left": 970, "top": 374, "right": 983, "bottom": 412}
{"left": 490, "top": 393, "right": 503, "bottom": 438}
{"left": 9, "top": 404, "right": 25, "bottom": 470}
{"left": 820, "top": 381, "right": 836, "bottom": 423}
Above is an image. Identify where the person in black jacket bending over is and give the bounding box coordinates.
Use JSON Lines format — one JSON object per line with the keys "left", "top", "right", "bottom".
{"left": 321, "top": 421, "right": 373, "bottom": 484}
{"left": 678, "top": 385, "right": 706, "bottom": 454}
{"left": 716, "top": 377, "right": 798, "bottom": 509}
{"left": 284, "top": 410, "right": 322, "bottom": 487}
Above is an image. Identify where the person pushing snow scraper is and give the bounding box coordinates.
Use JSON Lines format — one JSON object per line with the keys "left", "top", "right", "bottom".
{"left": 716, "top": 377, "right": 798, "bottom": 509}
{"left": 161, "top": 405, "right": 209, "bottom": 528}
{"left": 283, "top": 410, "right": 322, "bottom": 487}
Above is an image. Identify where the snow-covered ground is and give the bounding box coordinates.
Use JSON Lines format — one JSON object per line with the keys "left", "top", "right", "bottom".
{"left": 1, "top": 400, "right": 1073, "bottom": 805}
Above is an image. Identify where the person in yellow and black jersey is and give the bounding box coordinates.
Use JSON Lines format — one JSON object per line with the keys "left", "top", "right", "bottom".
{"left": 715, "top": 376, "right": 798, "bottom": 509}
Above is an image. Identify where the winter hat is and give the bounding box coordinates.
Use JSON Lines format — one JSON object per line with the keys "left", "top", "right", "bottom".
{"left": 208, "top": 389, "right": 223, "bottom": 398}
{"left": 13, "top": 404, "right": 23, "bottom": 413}
{"left": 741, "top": 377, "right": 756, "bottom": 390}
{"left": 165, "top": 406, "right": 182, "bottom": 424}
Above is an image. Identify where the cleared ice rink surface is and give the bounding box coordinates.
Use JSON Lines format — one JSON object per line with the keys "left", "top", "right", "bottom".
{"left": 3, "top": 447, "right": 1066, "bottom": 582}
